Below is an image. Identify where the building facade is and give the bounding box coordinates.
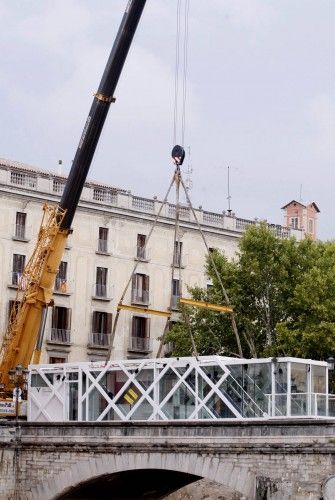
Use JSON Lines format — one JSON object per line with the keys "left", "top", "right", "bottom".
{"left": 0, "top": 158, "right": 303, "bottom": 364}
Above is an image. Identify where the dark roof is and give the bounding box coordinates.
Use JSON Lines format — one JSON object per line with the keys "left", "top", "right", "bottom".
{"left": 281, "top": 200, "right": 320, "bottom": 213}
{"left": 281, "top": 200, "right": 306, "bottom": 210}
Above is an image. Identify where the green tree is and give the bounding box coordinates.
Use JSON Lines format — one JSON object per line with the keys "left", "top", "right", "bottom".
{"left": 165, "top": 224, "right": 335, "bottom": 360}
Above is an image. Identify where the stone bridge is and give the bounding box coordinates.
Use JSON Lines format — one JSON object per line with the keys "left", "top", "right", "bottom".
{"left": 1, "top": 419, "right": 335, "bottom": 500}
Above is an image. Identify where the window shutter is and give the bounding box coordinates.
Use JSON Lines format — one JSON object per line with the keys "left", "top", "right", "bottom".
{"left": 66, "top": 308, "right": 72, "bottom": 330}
{"left": 106, "top": 313, "right": 113, "bottom": 334}
{"left": 144, "top": 275, "right": 149, "bottom": 292}
{"left": 146, "top": 318, "right": 150, "bottom": 338}
{"left": 132, "top": 316, "right": 136, "bottom": 337}
{"left": 52, "top": 307, "right": 58, "bottom": 329}
{"left": 92, "top": 312, "right": 98, "bottom": 333}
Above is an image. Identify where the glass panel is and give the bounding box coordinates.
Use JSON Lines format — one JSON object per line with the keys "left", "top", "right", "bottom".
{"left": 291, "top": 393, "right": 307, "bottom": 416}
{"left": 159, "top": 368, "right": 179, "bottom": 403}
{"left": 185, "top": 371, "right": 196, "bottom": 392}
{"left": 312, "top": 365, "right": 326, "bottom": 393}
{"left": 115, "top": 384, "right": 142, "bottom": 417}
{"left": 135, "top": 368, "right": 154, "bottom": 391}
{"left": 88, "top": 386, "right": 106, "bottom": 420}
{"left": 31, "top": 374, "right": 48, "bottom": 387}
{"left": 275, "top": 362, "right": 288, "bottom": 394}
{"left": 131, "top": 400, "right": 153, "bottom": 420}
{"left": 198, "top": 407, "right": 212, "bottom": 419}
{"left": 197, "top": 374, "right": 212, "bottom": 400}
{"left": 291, "top": 363, "right": 308, "bottom": 393}
{"left": 199, "top": 365, "right": 225, "bottom": 384}
{"left": 206, "top": 393, "right": 235, "bottom": 418}
{"left": 161, "top": 383, "right": 195, "bottom": 419}
{"left": 274, "top": 394, "right": 287, "bottom": 416}
{"left": 69, "top": 383, "right": 78, "bottom": 421}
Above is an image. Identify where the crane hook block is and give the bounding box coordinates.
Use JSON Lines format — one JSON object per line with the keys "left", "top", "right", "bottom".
{"left": 171, "top": 145, "right": 185, "bottom": 166}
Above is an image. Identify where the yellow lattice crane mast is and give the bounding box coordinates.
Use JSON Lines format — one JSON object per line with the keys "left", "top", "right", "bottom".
{"left": 0, "top": 0, "right": 147, "bottom": 394}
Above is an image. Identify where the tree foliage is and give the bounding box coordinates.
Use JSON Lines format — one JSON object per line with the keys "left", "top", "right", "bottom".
{"left": 166, "top": 224, "right": 335, "bottom": 360}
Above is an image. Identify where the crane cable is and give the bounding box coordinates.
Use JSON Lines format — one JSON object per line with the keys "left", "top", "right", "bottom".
{"left": 172, "top": 0, "right": 190, "bottom": 148}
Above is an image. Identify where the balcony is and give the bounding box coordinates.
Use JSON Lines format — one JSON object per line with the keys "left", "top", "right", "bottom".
{"left": 12, "top": 223, "right": 30, "bottom": 242}
{"left": 135, "top": 247, "right": 150, "bottom": 262}
{"left": 92, "top": 284, "right": 113, "bottom": 301}
{"left": 170, "top": 295, "right": 180, "bottom": 311}
{"left": 88, "top": 333, "right": 111, "bottom": 349}
{"left": 54, "top": 277, "right": 71, "bottom": 295}
{"left": 128, "top": 336, "right": 152, "bottom": 353}
{"left": 48, "top": 328, "right": 71, "bottom": 345}
{"left": 8, "top": 272, "right": 28, "bottom": 290}
{"left": 96, "top": 239, "right": 110, "bottom": 255}
{"left": 131, "top": 289, "right": 149, "bottom": 306}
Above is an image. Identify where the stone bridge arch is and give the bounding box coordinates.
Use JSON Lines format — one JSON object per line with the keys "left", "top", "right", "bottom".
{"left": 31, "top": 452, "right": 256, "bottom": 500}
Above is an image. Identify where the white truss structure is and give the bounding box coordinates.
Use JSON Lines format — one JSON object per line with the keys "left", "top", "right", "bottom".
{"left": 28, "top": 356, "right": 333, "bottom": 422}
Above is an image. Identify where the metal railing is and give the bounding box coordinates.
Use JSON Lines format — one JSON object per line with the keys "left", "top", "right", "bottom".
{"left": 131, "top": 289, "right": 149, "bottom": 305}
{"left": 97, "top": 239, "right": 108, "bottom": 253}
{"left": 49, "top": 329, "right": 71, "bottom": 344}
{"left": 93, "top": 283, "right": 110, "bottom": 299}
{"left": 10, "top": 272, "right": 27, "bottom": 289}
{"left": 54, "top": 277, "right": 69, "bottom": 294}
{"left": 129, "top": 336, "right": 152, "bottom": 352}
{"left": 14, "top": 223, "right": 27, "bottom": 240}
{"left": 90, "top": 333, "right": 111, "bottom": 347}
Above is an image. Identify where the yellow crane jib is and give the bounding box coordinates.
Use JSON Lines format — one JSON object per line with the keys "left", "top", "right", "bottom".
{"left": 179, "top": 298, "right": 233, "bottom": 313}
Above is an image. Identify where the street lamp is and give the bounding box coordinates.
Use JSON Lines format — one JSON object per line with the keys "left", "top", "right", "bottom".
{"left": 8, "top": 365, "right": 29, "bottom": 421}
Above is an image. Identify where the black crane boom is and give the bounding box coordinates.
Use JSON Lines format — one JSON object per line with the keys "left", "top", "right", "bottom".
{"left": 60, "top": 0, "right": 146, "bottom": 229}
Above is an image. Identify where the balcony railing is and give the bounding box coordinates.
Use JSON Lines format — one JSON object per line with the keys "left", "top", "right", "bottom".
{"left": 128, "top": 336, "right": 152, "bottom": 352}
{"left": 13, "top": 223, "right": 28, "bottom": 241}
{"left": 136, "top": 247, "right": 150, "bottom": 261}
{"left": 10, "top": 272, "right": 27, "bottom": 289}
{"left": 89, "top": 332, "right": 111, "bottom": 348}
{"left": 97, "top": 239, "right": 109, "bottom": 254}
{"left": 49, "top": 329, "right": 71, "bottom": 344}
{"left": 10, "top": 171, "right": 37, "bottom": 189}
{"left": 92, "top": 284, "right": 113, "bottom": 300}
{"left": 132, "top": 196, "right": 154, "bottom": 212}
{"left": 171, "top": 295, "right": 180, "bottom": 310}
{"left": 54, "top": 277, "right": 69, "bottom": 294}
{"left": 131, "top": 289, "right": 149, "bottom": 305}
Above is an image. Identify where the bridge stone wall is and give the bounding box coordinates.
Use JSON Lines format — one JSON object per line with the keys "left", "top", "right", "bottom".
{"left": 0, "top": 419, "right": 335, "bottom": 499}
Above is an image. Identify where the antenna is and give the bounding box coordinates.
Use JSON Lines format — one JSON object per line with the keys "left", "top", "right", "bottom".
{"left": 299, "top": 183, "right": 303, "bottom": 202}
{"left": 227, "top": 165, "right": 232, "bottom": 214}
{"left": 58, "top": 160, "right": 63, "bottom": 176}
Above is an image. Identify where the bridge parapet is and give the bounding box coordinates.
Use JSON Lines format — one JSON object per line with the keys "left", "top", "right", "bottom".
{"left": 0, "top": 420, "right": 335, "bottom": 499}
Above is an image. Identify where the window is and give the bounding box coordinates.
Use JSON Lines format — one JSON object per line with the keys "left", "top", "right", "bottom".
{"left": 95, "top": 267, "right": 108, "bottom": 297}
{"left": 308, "top": 219, "right": 314, "bottom": 234}
{"left": 130, "top": 316, "right": 151, "bottom": 352}
{"left": 14, "top": 212, "right": 27, "bottom": 240}
{"left": 171, "top": 279, "right": 181, "bottom": 309}
{"left": 290, "top": 217, "right": 299, "bottom": 229}
{"left": 50, "top": 306, "right": 71, "bottom": 343}
{"left": 131, "top": 273, "right": 149, "bottom": 304}
{"left": 10, "top": 171, "right": 37, "bottom": 188}
{"left": 49, "top": 356, "right": 66, "bottom": 364}
{"left": 55, "top": 261, "right": 68, "bottom": 293}
{"left": 91, "top": 311, "right": 112, "bottom": 346}
{"left": 136, "top": 234, "right": 146, "bottom": 260}
{"left": 98, "top": 227, "right": 109, "bottom": 253}
{"left": 173, "top": 241, "right": 183, "bottom": 267}
{"left": 12, "top": 254, "right": 25, "bottom": 286}
{"left": 53, "top": 179, "right": 65, "bottom": 194}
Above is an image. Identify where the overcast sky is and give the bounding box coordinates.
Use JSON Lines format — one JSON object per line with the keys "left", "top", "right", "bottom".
{"left": 1, "top": 0, "right": 335, "bottom": 239}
